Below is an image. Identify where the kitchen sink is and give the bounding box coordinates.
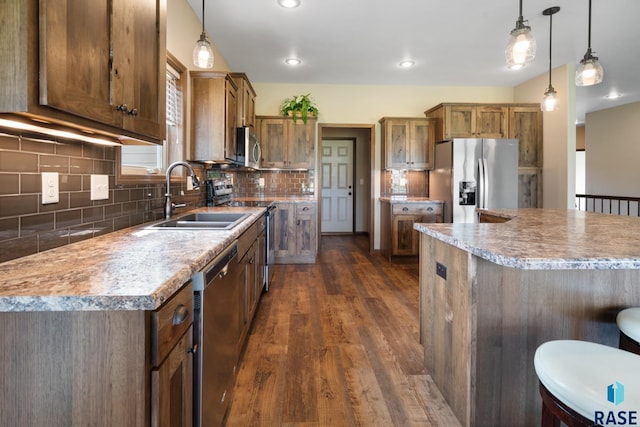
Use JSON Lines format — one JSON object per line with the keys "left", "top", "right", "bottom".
{"left": 149, "top": 212, "right": 251, "bottom": 230}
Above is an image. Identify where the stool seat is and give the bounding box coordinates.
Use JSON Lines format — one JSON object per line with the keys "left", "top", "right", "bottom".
{"left": 617, "top": 307, "right": 640, "bottom": 343}
{"left": 534, "top": 340, "right": 640, "bottom": 421}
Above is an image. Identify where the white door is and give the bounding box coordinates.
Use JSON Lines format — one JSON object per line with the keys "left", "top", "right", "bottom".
{"left": 321, "top": 140, "right": 354, "bottom": 233}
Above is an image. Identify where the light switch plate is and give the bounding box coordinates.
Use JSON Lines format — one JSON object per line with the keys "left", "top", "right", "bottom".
{"left": 41, "top": 172, "right": 59, "bottom": 204}
{"left": 90, "top": 174, "right": 109, "bottom": 200}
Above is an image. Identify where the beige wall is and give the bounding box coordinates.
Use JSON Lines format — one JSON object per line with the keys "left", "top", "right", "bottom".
{"left": 514, "top": 64, "right": 576, "bottom": 209}
{"left": 585, "top": 102, "right": 640, "bottom": 196}
{"left": 576, "top": 126, "right": 585, "bottom": 150}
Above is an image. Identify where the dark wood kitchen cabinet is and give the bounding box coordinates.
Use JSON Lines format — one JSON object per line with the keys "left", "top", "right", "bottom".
{"left": 190, "top": 71, "right": 238, "bottom": 162}
{"left": 0, "top": 0, "right": 167, "bottom": 143}
{"left": 256, "top": 116, "right": 316, "bottom": 169}
{"left": 230, "top": 72, "right": 257, "bottom": 129}
{"left": 0, "top": 282, "right": 194, "bottom": 427}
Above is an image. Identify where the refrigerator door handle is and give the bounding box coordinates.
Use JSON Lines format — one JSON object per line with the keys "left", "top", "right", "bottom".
{"left": 482, "top": 158, "right": 489, "bottom": 209}
{"left": 477, "top": 158, "right": 485, "bottom": 209}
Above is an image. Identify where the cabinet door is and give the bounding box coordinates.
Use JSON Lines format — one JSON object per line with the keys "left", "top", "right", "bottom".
{"left": 295, "top": 204, "right": 316, "bottom": 258}
{"left": 518, "top": 167, "right": 541, "bottom": 208}
{"left": 392, "top": 214, "right": 421, "bottom": 255}
{"left": 287, "top": 119, "right": 316, "bottom": 169}
{"left": 444, "top": 105, "right": 475, "bottom": 138}
{"left": 409, "top": 120, "right": 434, "bottom": 169}
{"left": 384, "top": 119, "right": 409, "bottom": 169}
{"left": 509, "top": 106, "right": 542, "bottom": 167}
{"left": 151, "top": 326, "right": 193, "bottom": 427}
{"left": 475, "top": 105, "right": 508, "bottom": 138}
{"left": 39, "top": 0, "right": 120, "bottom": 128}
{"left": 190, "top": 73, "right": 229, "bottom": 161}
{"left": 225, "top": 80, "right": 238, "bottom": 161}
{"left": 259, "top": 119, "right": 287, "bottom": 168}
{"left": 274, "top": 203, "right": 295, "bottom": 258}
{"left": 116, "top": 0, "right": 166, "bottom": 140}
{"left": 240, "top": 242, "right": 257, "bottom": 345}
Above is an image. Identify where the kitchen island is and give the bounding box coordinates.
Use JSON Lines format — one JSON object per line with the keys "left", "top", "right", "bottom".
{"left": 415, "top": 208, "right": 640, "bottom": 427}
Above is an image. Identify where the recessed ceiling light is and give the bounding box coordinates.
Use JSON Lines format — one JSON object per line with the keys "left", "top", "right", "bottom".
{"left": 278, "top": 0, "right": 300, "bottom": 8}
{"left": 285, "top": 57, "right": 301, "bottom": 66}
{"left": 399, "top": 60, "right": 415, "bottom": 68}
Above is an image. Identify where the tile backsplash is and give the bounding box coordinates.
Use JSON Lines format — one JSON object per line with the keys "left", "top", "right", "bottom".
{"left": 0, "top": 131, "right": 205, "bottom": 263}
{"left": 232, "top": 170, "right": 315, "bottom": 197}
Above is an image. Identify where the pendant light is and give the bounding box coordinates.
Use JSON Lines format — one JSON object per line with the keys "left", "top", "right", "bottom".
{"left": 541, "top": 7, "right": 560, "bottom": 112}
{"left": 505, "top": 0, "right": 536, "bottom": 70}
{"left": 193, "top": 0, "right": 214, "bottom": 69}
{"left": 575, "top": 0, "right": 603, "bottom": 86}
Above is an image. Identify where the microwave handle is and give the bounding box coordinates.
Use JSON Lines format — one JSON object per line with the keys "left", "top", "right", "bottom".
{"left": 252, "top": 141, "right": 261, "bottom": 163}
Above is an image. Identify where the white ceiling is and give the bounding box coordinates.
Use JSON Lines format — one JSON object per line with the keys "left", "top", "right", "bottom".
{"left": 190, "top": 0, "right": 640, "bottom": 123}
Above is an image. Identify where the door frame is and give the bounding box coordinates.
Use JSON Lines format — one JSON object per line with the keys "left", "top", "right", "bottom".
{"left": 317, "top": 123, "right": 375, "bottom": 254}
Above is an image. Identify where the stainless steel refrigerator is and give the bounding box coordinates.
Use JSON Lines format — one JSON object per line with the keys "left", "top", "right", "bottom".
{"left": 430, "top": 139, "right": 519, "bottom": 223}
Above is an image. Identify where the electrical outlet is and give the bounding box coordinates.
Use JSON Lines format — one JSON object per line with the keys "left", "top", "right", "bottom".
{"left": 186, "top": 176, "right": 193, "bottom": 191}
{"left": 41, "top": 172, "right": 59, "bottom": 204}
{"left": 90, "top": 174, "right": 109, "bottom": 200}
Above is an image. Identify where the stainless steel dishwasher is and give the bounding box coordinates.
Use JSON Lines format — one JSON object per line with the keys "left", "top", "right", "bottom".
{"left": 192, "top": 242, "right": 242, "bottom": 427}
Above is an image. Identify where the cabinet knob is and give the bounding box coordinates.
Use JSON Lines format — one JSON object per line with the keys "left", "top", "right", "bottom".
{"left": 116, "top": 104, "right": 128, "bottom": 112}
{"left": 402, "top": 207, "right": 409, "bottom": 212}
{"left": 128, "top": 108, "right": 138, "bottom": 116}
{"left": 427, "top": 207, "right": 433, "bottom": 211}
{"left": 302, "top": 207, "right": 309, "bottom": 211}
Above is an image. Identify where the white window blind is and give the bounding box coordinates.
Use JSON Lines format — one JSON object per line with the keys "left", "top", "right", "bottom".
{"left": 166, "top": 65, "right": 182, "bottom": 127}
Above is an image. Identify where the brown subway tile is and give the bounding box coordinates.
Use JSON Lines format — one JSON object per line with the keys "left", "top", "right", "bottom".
{"left": 129, "top": 213, "right": 144, "bottom": 226}
{"left": 39, "top": 193, "right": 69, "bottom": 212}
{"left": 82, "top": 206, "right": 104, "bottom": 223}
{"left": 113, "top": 216, "right": 131, "bottom": 231}
{"left": 0, "top": 217, "right": 19, "bottom": 241}
{"left": 104, "top": 147, "right": 117, "bottom": 161}
{"left": 20, "top": 213, "right": 55, "bottom": 235}
{"left": 56, "top": 209, "right": 82, "bottom": 228}
{"left": 122, "top": 201, "right": 138, "bottom": 214}
{"left": 83, "top": 144, "right": 105, "bottom": 160}
{"left": 93, "top": 159, "right": 114, "bottom": 175}
{"left": 0, "top": 133, "right": 20, "bottom": 150}
{"left": 69, "top": 224, "right": 95, "bottom": 244}
{"left": 0, "top": 194, "right": 38, "bottom": 216}
{"left": 59, "top": 174, "right": 82, "bottom": 192}
{"left": 38, "top": 229, "right": 70, "bottom": 252}
{"left": 0, "top": 235, "right": 38, "bottom": 262}
{"left": 69, "top": 191, "right": 91, "bottom": 208}
{"left": 113, "top": 188, "right": 130, "bottom": 203}
{"left": 20, "top": 174, "right": 40, "bottom": 193}
{"left": 0, "top": 151, "right": 38, "bottom": 172}
{"left": 0, "top": 174, "right": 19, "bottom": 195}
{"left": 93, "top": 219, "right": 114, "bottom": 237}
{"left": 39, "top": 155, "right": 69, "bottom": 173}
{"left": 70, "top": 157, "right": 93, "bottom": 174}
{"left": 21, "top": 137, "right": 56, "bottom": 154}
{"left": 105, "top": 204, "right": 123, "bottom": 219}
{"left": 55, "top": 141, "right": 83, "bottom": 157}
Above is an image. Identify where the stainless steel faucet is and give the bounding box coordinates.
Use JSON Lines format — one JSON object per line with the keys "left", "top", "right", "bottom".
{"left": 165, "top": 161, "right": 201, "bottom": 219}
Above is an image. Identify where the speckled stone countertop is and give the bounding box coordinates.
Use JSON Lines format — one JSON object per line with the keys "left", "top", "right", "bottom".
{"left": 380, "top": 196, "right": 443, "bottom": 203}
{"left": 414, "top": 208, "right": 640, "bottom": 270}
{"left": 0, "top": 207, "right": 265, "bottom": 312}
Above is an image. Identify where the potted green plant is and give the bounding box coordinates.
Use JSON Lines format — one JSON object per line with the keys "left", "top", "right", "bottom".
{"left": 279, "top": 93, "right": 319, "bottom": 124}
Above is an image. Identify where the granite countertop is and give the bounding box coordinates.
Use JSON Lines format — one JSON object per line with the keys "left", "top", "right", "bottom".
{"left": 232, "top": 195, "right": 316, "bottom": 203}
{"left": 380, "top": 196, "right": 443, "bottom": 203}
{"left": 414, "top": 208, "right": 640, "bottom": 270}
{"left": 0, "top": 206, "right": 266, "bottom": 313}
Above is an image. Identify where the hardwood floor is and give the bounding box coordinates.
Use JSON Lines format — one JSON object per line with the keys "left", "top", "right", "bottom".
{"left": 226, "top": 235, "right": 460, "bottom": 427}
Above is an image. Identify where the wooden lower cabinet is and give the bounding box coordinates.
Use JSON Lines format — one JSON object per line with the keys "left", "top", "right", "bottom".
{"left": 274, "top": 202, "right": 317, "bottom": 264}
{"left": 0, "top": 282, "right": 194, "bottom": 427}
{"left": 478, "top": 212, "right": 511, "bottom": 223}
{"left": 380, "top": 200, "right": 443, "bottom": 260}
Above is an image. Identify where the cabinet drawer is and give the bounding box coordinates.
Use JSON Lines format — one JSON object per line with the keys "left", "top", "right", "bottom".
{"left": 238, "top": 215, "right": 264, "bottom": 259}
{"left": 151, "top": 282, "right": 194, "bottom": 367}
{"left": 392, "top": 203, "right": 442, "bottom": 216}
{"left": 296, "top": 204, "right": 316, "bottom": 215}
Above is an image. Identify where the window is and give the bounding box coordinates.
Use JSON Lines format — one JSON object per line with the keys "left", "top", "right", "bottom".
{"left": 117, "top": 53, "right": 187, "bottom": 183}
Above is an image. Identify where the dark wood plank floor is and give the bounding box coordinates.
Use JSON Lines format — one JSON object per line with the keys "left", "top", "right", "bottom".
{"left": 226, "top": 235, "right": 460, "bottom": 427}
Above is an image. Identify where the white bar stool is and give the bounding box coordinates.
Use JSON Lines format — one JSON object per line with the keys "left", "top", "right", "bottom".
{"left": 534, "top": 340, "right": 640, "bottom": 427}
{"left": 617, "top": 308, "right": 640, "bottom": 355}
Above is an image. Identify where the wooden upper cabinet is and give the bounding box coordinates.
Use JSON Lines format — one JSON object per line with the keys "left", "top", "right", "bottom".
{"left": 229, "top": 73, "right": 256, "bottom": 129}
{"left": 0, "top": 0, "right": 166, "bottom": 143}
{"left": 190, "top": 72, "right": 238, "bottom": 162}
{"left": 380, "top": 117, "right": 435, "bottom": 170}
{"left": 257, "top": 116, "right": 316, "bottom": 169}
{"left": 426, "top": 103, "right": 508, "bottom": 140}
{"left": 509, "top": 105, "right": 542, "bottom": 167}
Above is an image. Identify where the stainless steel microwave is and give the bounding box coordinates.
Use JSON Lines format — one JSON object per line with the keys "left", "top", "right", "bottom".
{"left": 236, "top": 127, "right": 261, "bottom": 169}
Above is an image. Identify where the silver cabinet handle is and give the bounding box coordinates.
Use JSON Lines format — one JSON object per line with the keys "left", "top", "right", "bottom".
{"left": 172, "top": 304, "right": 189, "bottom": 326}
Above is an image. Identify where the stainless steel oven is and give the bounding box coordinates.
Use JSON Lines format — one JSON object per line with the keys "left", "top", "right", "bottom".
{"left": 236, "top": 127, "right": 261, "bottom": 169}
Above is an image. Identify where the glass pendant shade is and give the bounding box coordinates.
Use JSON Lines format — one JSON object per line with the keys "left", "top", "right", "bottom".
{"left": 506, "top": 25, "right": 536, "bottom": 69}
{"left": 541, "top": 86, "right": 559, "bottom": 111}
{"left": 193, "top": 32, "right": 214, "bottom": 69}
{"left": 575, "top": 0, "right": 603, "bottom": 86}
